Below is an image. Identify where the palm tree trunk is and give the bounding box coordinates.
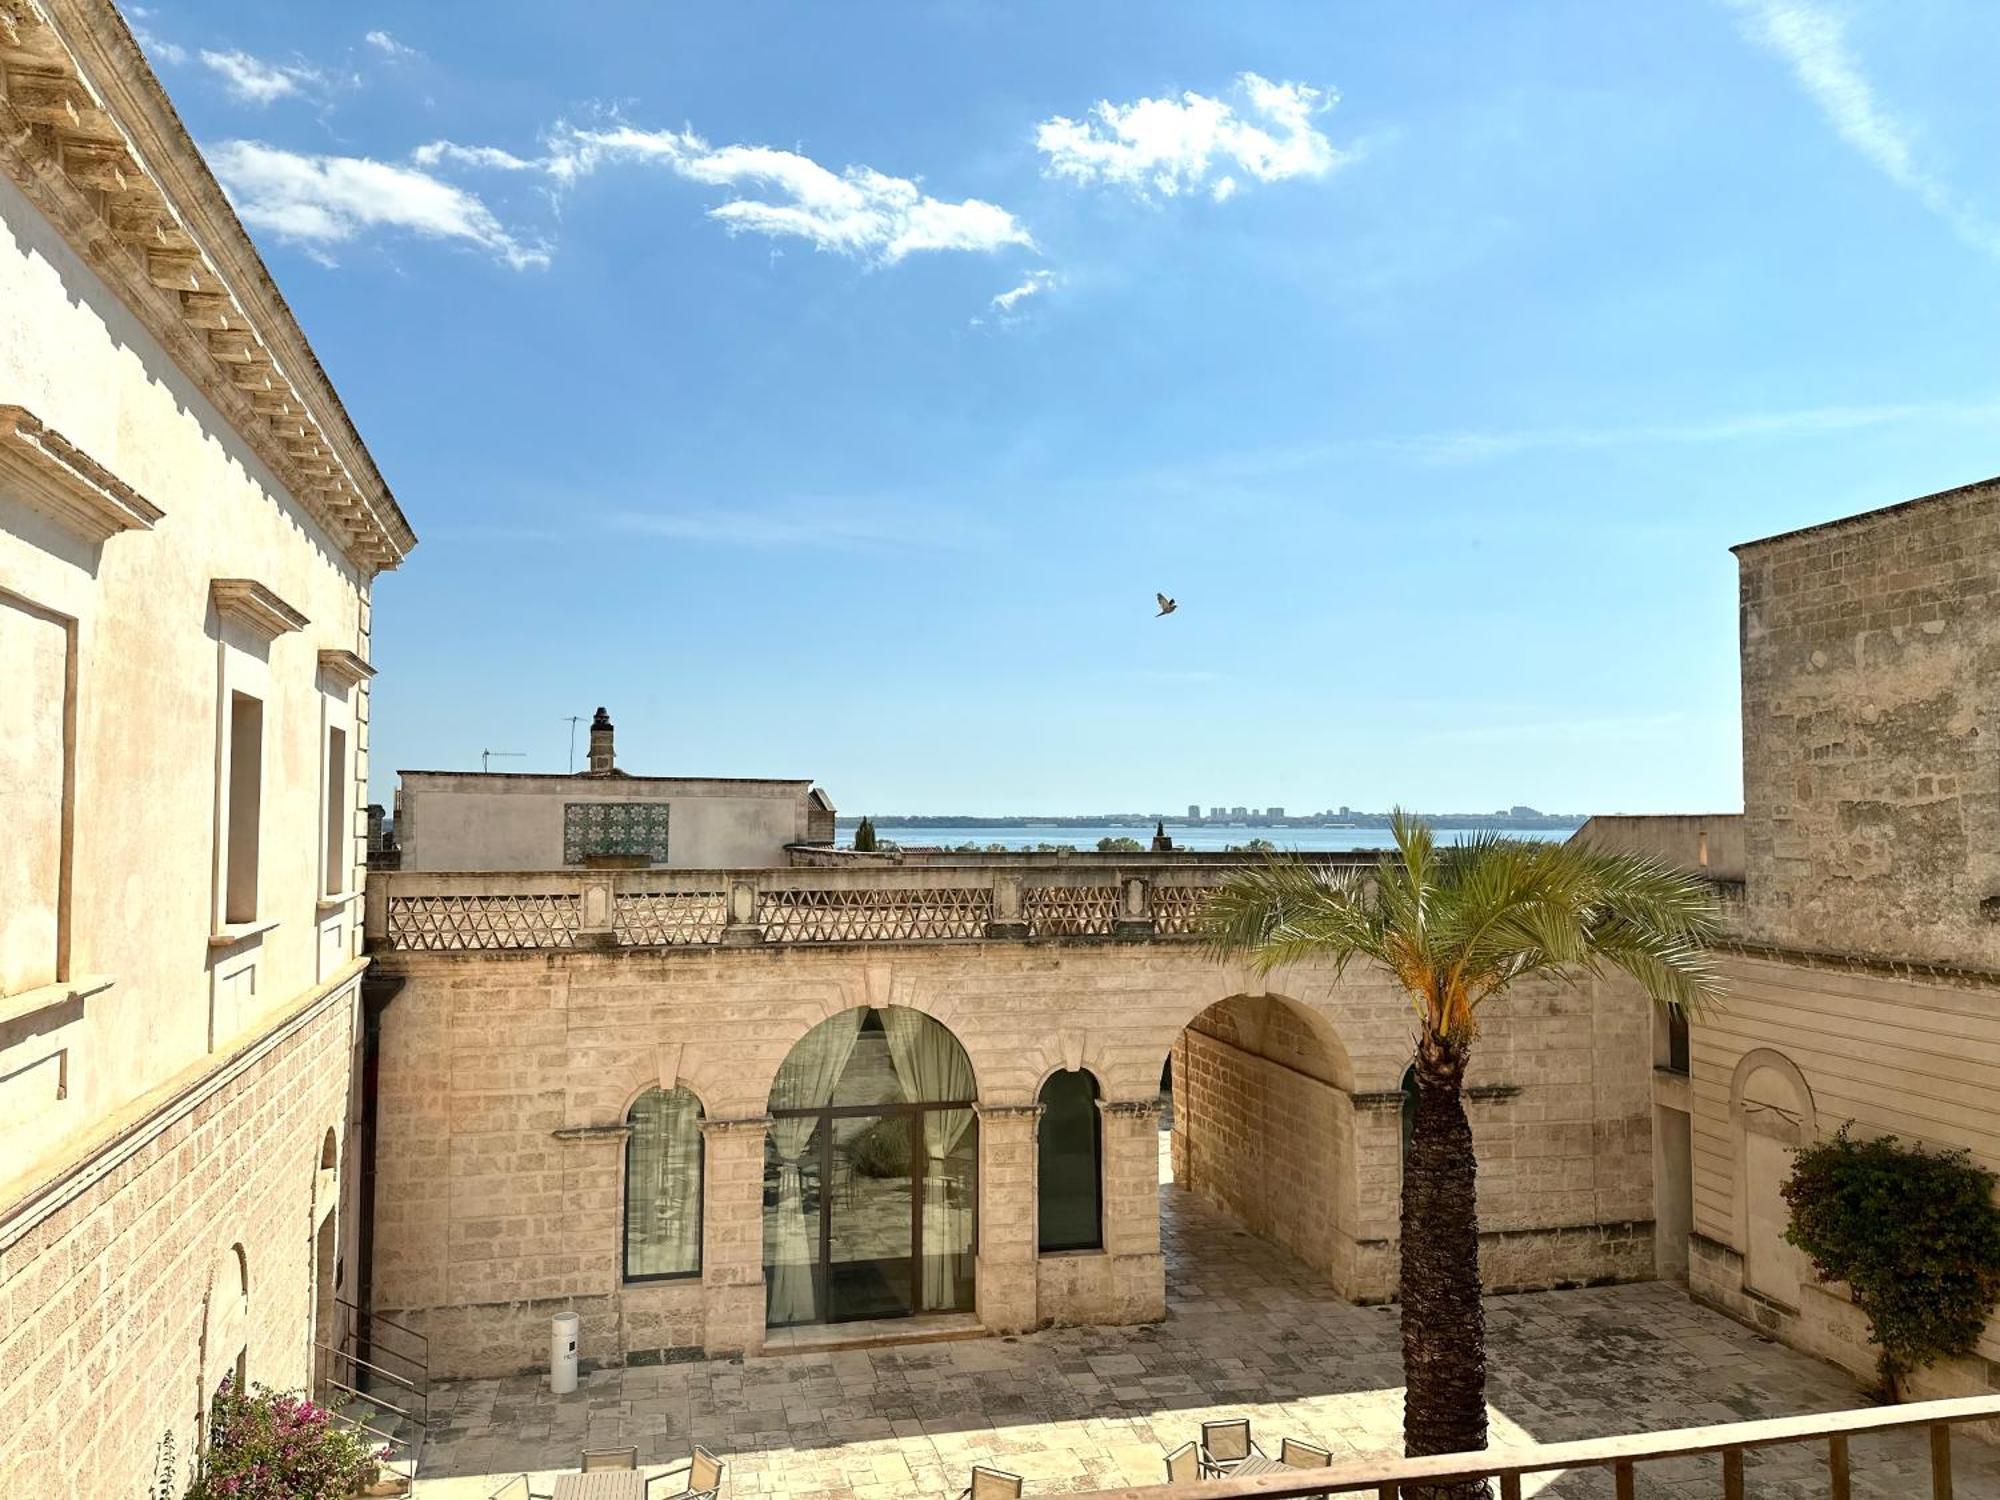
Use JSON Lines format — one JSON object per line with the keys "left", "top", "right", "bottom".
{"left": 1400, "top": 1029, "right": 1489, "bottom": 1499}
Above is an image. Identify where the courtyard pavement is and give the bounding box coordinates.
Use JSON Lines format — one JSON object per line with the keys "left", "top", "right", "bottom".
{"left": 412, "top": 1138, "right": 2000, "bottom": 1499}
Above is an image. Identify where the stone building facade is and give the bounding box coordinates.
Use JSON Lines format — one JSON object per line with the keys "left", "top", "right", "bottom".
{"left": 0, "top": 1, "right": 414, "bottom": 1492}
{"left": 363, "top": 870, "right": 1656, "bottom": 1379}
{"left": 1597, "top": 477, "right": 2000, "bottom": 1404}
{"left": 394, "top": 708, "right": 836, "bottom": 872}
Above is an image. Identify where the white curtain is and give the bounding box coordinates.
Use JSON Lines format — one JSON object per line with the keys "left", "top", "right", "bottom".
{"left": 882, "top": 1008, "right": 977, "bottom": 1309}
{"left": 766, "top": 1009, "right": 864, "bottom": 1323}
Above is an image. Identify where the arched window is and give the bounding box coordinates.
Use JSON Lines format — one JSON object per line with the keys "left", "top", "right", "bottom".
{"left": 625, "top": 1086, "right": 704, "bottom": 1281}
{"left": 1037, "top": 1070, "right": 1102, "bottom": 1252}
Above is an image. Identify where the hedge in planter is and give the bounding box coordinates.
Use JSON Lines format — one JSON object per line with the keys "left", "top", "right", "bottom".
{"left": 1783, "top": 1126, "right": 2000, "bottom": 1400}
{"left": 188, "top": 1380, "right": 387, "bottom": 1500}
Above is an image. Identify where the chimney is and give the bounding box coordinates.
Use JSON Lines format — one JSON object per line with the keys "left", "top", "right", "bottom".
{"left": 587, "top": 706, "right": 615, "bottom": 774}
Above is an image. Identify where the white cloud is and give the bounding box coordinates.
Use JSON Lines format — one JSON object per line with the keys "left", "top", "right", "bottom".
{"left": 127, "top": 9, "right": 189, "bottom": 66}
{"left": 1036, "top": 72, "right": 1345, "bottom": 201}
{"left": 413, "top": 140, "right": 541, "bottom": 172}
{"left": 364, "top": 29, "right": 419, "bottom": 60}
{"left": 1726, "top": 0, "right": 2000, "bottom": 259}
{"left": 532, "top": 123, "right": 1033, "bottom": 264}
{"left": 990, "top": 269, "right": 1055, "bottom": 312}
{"left": 200, "top": 48, "right": 324, "bottom": 105}
{"left": 206, "top": 140, "right": 547, "bottom": 268}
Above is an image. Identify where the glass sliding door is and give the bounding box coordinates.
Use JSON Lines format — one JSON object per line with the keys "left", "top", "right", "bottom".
{"left": 764, "top": 1006, "right": 978, "bottom": 1329}
{"left": 827, "top": 1113, "right": 916, "bottom": 1322}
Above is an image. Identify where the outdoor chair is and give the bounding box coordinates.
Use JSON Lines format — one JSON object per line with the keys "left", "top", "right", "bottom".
{"left": 1162, "top": 1441, "right": 1203, "bottom": 1484}
{"left": 648, "top": 1445, "right": 726, "bottom": 1500}
{"left": 956, "top": 1464, "right": 1024, "bottom": 1500}
{"left": 1199, "top": 1419, "right": 1261, "bottom": 1473}
{"left": 582, "top": 1444, "right": 640, "bottom": 1471}
{"left": 1279, "top": 1438, "right": 1332, "bottom": 1469}
{"left": 486, "top": 1478, "right": 546, "bottom": 1500}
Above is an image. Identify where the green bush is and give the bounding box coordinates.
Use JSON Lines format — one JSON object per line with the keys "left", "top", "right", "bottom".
{"left": 846, "top": 1118, "right": 912, "bottom": 1179}
{"left": 187, "top": 1381, "right": 385, "bottom": 1500}
{"left": 1097, "top": 836, "right": 1143, "bottom": 852}
{"left": 852, "top": 817, "right": 878, "bottom": 852}
{"left": 1784, "top": 1126, "right": 2000, "bottom": 1399}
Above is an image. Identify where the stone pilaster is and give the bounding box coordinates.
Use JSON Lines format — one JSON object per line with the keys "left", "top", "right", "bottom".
{"left": 699, "top": 1115, "right": 770, "bottom": 1355}
{"left": 1098, "top": 1097, "right": 1167, "bottom": 1320}
{"left": 974, "top": 1102, "right": 1040, "bottom": 1333}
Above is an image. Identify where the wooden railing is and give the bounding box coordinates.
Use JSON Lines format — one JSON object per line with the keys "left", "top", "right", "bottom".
{"left": 365, "top": 858, "right": 1377, "bottom": 954}
{"left": 1077, "top": 1395, "right": 2000, "bottom": 1499}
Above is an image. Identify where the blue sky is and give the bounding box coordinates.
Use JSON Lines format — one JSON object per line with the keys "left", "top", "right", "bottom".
{"left": 130, "top": 1, "right": 2000, "bottom": 816}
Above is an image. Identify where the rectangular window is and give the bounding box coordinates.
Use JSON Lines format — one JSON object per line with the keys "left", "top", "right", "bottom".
{"left": 323, "top": 725, "right": 347, "bottom": 896}
{"left": 224, "top": 692, "right": 263, "bottom": 924}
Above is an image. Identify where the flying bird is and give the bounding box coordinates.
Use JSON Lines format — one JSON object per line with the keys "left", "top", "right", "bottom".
{"left": 1156, "top": 593, "right": 1178, "bottom": 617}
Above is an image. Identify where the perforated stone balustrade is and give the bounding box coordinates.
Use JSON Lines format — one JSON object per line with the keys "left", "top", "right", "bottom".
{"left": 364, "top": 857, "right": 1367, "bottom": 953}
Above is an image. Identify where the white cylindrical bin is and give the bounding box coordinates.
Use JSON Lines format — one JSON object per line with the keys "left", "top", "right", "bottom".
{"left": 550, "top": 1311, "right": 579, "bottom": 1395}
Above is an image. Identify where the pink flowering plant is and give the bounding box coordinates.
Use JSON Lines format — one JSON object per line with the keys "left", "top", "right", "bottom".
{"left": 187, "top": 1379, "right": 387, "bottom": 1500}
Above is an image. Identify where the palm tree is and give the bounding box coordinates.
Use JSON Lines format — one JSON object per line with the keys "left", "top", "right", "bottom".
{"left": 1203, "top": 813, "right": 1722, "bottom": 1497}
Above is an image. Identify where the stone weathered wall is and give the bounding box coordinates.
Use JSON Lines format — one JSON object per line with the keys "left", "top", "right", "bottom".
{"left": 370, "top": 941, "right": 1656, "bottom": 1377}
{"left": 1688, "top": 949, "right": 2000, "bottom": 1401}
{"left": 1736, "top": 482, "right": 2000, "bottom": 966}
{"left": 0, "top": 986, "right": 358, "bottom": 1500}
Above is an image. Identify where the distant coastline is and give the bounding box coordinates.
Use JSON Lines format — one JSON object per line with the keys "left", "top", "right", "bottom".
{"left": 836, "top": 810, "right": 1587, "bottom": 832}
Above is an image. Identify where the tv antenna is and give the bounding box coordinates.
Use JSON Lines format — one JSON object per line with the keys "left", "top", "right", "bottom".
{"left": 482, "top": 749, "right": 525, "bottom": 772}
{"left": 562, "top": 715, "right": 586, "bottom": 772}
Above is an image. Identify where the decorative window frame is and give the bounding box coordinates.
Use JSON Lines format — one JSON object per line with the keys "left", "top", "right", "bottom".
{"left": 0, "top": 406, "right": 162, "bottom": 544}
{"left": 208, "top": 578, "right": 306, "bottom": 948}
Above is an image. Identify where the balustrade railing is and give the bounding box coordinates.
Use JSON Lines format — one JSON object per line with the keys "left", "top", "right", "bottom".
{"left": 365, "top": 860, "right": 1333, "bottom": 954}
{"left": 1070, "top": 1394, "right": 2000, "bottom": 1499}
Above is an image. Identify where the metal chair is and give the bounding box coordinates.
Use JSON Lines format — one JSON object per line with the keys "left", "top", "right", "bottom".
{"left": 1280, "top": 1437, "right": 1332, "bottom": 1468}
{"left": 956, "top": 1464, "right": 1024, "bottom": 1500}
{"left": 648, "top": 1446, "right": 726, "bottom": 1500}
{"left": 1199, "top": 1419, "right": 1260, "bottom": 1473}
{"left": 486, "top": 1479, "right": 530, "bottom": 1500}
{"left": 1163, "top": 1441, "right": 1203, "bottom": 1484}
{"left": 582, "top": 1444, "right": 640, "bottom": 1471}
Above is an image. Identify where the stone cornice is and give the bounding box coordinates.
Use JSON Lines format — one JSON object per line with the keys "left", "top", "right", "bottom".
{"left": 211, "top": 577, "right": 306, "bottom": 639}
{"left": 0, "top": 0, "right": 415, "bottom": 574}
{"left": 316, "top": 648, "right": 374, "bottom": 690}
{"left": 0, "top": 403, "right": 160, "bottom": 540}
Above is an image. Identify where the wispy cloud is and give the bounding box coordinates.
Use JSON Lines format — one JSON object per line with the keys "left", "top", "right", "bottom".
{"left": 364, "top": 29, "right": 420, "bottom": 61}
{"left": 206, "top": 140, "right": 548, "bottom": 268}
{"left": 540, "top": 124, "right": 1034, "bottom": 264}
{"left": 1725, "top": 0, "right": 2000, "bottom": 259}
{"left": 990, "top": 269, "right": 1056, "bottom": 313}
{"left": 126, "top": 7, "right": 188, "bottom": 65}
{"left": 200, "top": 47, "right": 326, "bottom": 105}
{"left": 606, "top": 501, "right": 987, "bottom": 550}
{"left": 1036, "top": 73, "right": 1347, "bottom": 202}
{"left": 413, "top": 140, "right": 541, "bottom": 173}
{"left": 1400, "top": 393, "right": 2000, "bottom": 464}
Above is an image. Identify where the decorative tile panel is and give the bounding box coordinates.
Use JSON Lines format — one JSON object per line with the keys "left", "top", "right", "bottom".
{"left": 564, "top": 801, "right": 669, "bottom": 865}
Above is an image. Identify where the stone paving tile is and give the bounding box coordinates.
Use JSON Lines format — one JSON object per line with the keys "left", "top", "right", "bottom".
{"left": 414, "top": 1171, "right": 2000, "bottom": 1498}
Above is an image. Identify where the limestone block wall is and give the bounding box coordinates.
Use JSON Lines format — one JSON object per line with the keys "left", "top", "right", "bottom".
{"left": 0, "top": 985, "right": 358, "bottom": 1500}
{"left": 370, "top": 941, "right": 1655, "bottom": 1377}
{"left": 1735, "top": 481, "right": 2000, "bottom": 968}
{"left": 1688, "top": 950, "right": 2000, "bottom": 1401}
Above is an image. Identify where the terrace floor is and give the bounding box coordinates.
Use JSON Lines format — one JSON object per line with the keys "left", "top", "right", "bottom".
{"left": 412, "top": 1138, "right": 2000, "bottom": 1499}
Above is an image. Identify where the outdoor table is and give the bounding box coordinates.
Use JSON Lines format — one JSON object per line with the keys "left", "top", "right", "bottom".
{"left": 552, "top": 1472, "right": 647, "bottom": 1500}
{"left": 1227, "top": 1455, "right": 1287, "bottom": 1479}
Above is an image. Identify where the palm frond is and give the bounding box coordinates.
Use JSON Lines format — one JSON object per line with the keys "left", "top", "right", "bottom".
{"left": 1201, "top": 856, "right": 1384, "bottom": 975}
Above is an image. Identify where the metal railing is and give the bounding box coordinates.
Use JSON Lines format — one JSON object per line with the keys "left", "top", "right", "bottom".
{"left": 316, "top": 1299, "right": 430, "bottom": 1483}
{"left": 1073, "top": 1394, "right": 2000, "bottom": 1499}
{"left": 366, "top": 859, "right": 1375, "bottom": 954}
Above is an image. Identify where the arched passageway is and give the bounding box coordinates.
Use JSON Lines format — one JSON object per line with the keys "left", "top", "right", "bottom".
{"left": 762, "top": 1006, "right": 978, "bottom": 1328}
{"left": 1168, "top": 994, "right": 1362, "bottom": 1294}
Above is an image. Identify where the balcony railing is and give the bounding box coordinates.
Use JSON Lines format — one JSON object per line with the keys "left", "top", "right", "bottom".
{"left": 365, "top": 858, "right": 1374, "bottom": 954}
{"left": 1068, "top": 1394, "right": 2000, "bottom": 1499}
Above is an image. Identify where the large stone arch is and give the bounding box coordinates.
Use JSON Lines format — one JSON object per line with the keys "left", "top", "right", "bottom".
{"left": 1169, "top": 989, "right": 1365, "bottom": 1296}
